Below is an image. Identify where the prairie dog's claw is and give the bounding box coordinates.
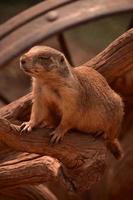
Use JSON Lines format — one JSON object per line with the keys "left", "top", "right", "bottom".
{"left": 50, "top": 131, "right": 64, "bottom": 144}
{"left": 20, "top": 122, "right": 33, "bottom": 134}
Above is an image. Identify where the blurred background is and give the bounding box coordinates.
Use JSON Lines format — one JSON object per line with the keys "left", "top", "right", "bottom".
{"left": 0, "top": 0, "right": 133, "bottom": 200}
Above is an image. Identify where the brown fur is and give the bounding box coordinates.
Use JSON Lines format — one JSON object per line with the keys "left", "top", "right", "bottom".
{"left": 20, "top": 46, "right": 124, "bottom": 159}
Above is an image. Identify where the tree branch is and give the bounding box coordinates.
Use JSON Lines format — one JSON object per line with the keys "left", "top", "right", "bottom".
{"left": 0, "top": 185, "right": 59, "bottom": 200}
{"left": 0, "top": 118, "right": 105, "bottom": 193}
{"left": 86, "top": 28, "right": 133, "bottom": 82}
{"left": 0, "top": 154, "right": 61, "bottom": 189}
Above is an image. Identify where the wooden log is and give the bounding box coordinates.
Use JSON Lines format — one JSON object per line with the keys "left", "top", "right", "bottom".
{"left": 0, "top": 185, "right": 58, "bottom": 200}
{"left": 0, "top": 118, "right": 105, "bottom": 194}
{"left": 0, "top": 149, "right": 79, "bottom": 200}
{"left": 0, "top": 152, "right": 62, "bottom": 189}
{"left": 86, "top": 28, "right": 133, "bottom": 82}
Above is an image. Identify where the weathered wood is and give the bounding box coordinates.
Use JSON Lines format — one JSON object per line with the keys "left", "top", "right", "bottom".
{"left": 0, "top": 118, "right": 105, "bottom": 193}
{"left": 0, "top": 152, "right": 61, "bottom": 189}
{"left": 0, "top": 93, "right": 32, "bottom": 122}
{"left": 86, "top": 28, "right": 133, "bottom": 82}
{"left": 0, "top": 28, "right": 132, "bottom": 198}
{"left": 0, "top": 185, "right": 58, "bottom": 200}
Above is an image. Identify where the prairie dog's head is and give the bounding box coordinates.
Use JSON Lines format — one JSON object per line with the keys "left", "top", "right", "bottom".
{"left": 20, "top": 46, "right": 71, "bottom": 79}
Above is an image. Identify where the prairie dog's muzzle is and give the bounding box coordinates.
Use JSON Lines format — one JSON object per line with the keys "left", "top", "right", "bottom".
{"left": 20, "top": 55, "right": 32, "bottom": 72}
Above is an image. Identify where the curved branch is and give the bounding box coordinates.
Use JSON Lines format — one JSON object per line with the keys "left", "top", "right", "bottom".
{"left": 0, "top": 118, "right": 105, "bottom": 167}
{"left": 0, "top": 150, "right": 77, "bottom": 199}
{"left": 0, "top": 185, "right": 58, "bottom": 200}
{"left": 85, "top": 28, "right": 133, "bottom": 82}
{"left": 0, "top": 93, "right": 32, "bottom": 121}
{"left": 0, "top": 155, "right": 61, "bottom": 189}
{"left": 0, "top": 152, "right": 79, "bottom": 199}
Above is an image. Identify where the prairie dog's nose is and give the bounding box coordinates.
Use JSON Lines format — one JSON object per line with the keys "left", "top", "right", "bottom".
{"left": 20, "top": 55, "right": 27, "bottom": 66}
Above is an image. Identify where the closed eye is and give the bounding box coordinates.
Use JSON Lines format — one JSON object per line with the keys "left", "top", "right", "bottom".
{"left": 38, "top": 56, "right": 50, "bottom": 60}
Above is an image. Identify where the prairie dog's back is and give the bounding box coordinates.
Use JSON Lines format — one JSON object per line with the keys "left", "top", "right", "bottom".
{"left": 73, "top": 65, "right": 121, "bottom": 106}
{"left": 73, "top": 65, "right": 124, "bottom": 159}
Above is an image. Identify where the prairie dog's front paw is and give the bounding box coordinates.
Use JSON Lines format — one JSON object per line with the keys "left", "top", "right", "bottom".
{"left": 20, "top": 121, "right": 34, "bottom": 133}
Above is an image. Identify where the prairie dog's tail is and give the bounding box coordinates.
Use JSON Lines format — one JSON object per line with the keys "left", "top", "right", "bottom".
{"left": 106, "top": 138, "right": 124, "bottom": 160}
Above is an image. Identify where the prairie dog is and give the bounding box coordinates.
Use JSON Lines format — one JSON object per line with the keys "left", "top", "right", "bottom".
{"left": 20, "top": 46, "right": 124, "bottom": 159}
